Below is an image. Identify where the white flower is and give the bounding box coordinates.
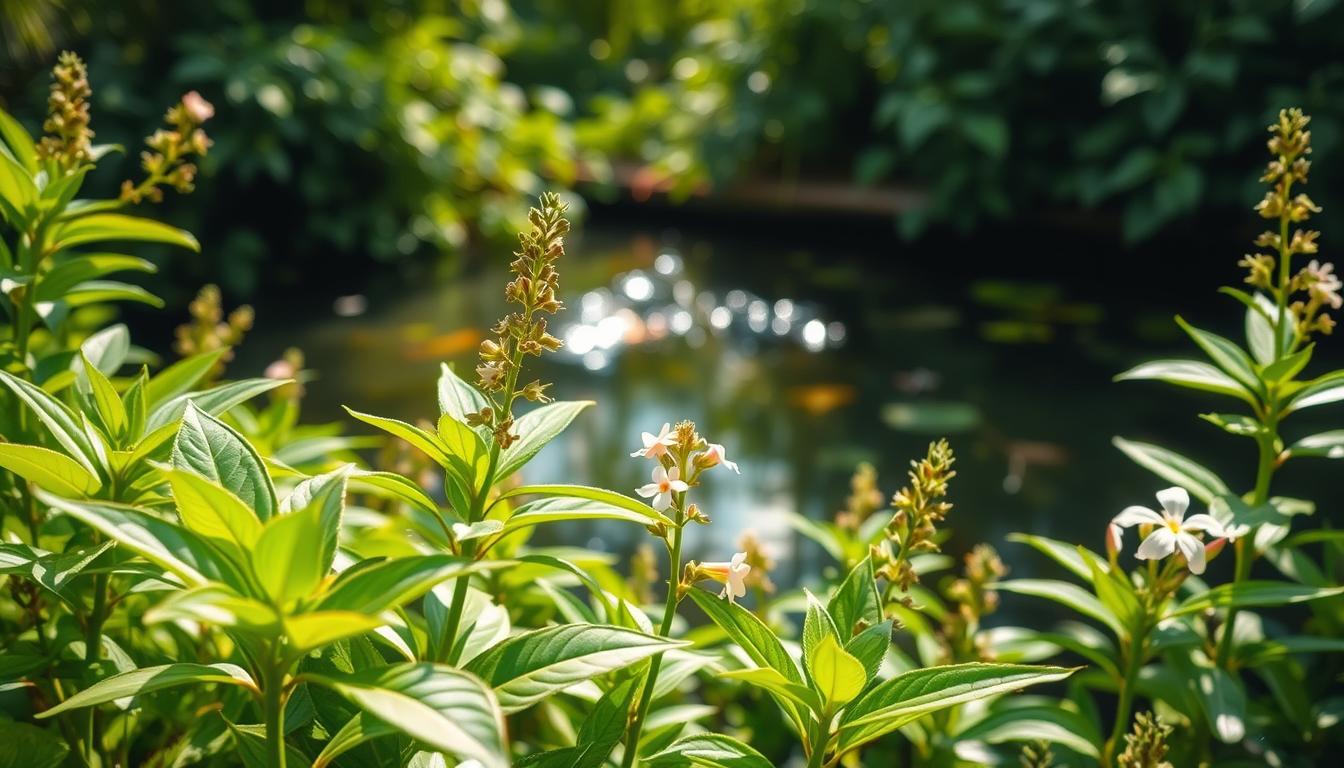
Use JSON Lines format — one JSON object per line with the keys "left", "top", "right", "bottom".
{"left": 699, "top": 443, "right": 740, "bottom": 474}
{"left": 636, "top": 465, "right": 688, "bottom": 511}
{"left": 631, "top": 423, "right": 676, "bottom": 459}
{"left": 476, "top": 362, "right": 505, "bottom": 388}
{"left": 1111, "top": 487, "right": 1225, "bottom": 575}
{"left": 700, "top": 552, "right": 752, "bottom": 603}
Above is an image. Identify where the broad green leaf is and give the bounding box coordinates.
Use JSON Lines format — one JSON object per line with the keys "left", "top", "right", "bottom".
{"left": 0, "top": 149, "right": 37, "bottom": 219}
{"left": 516, "top": 676, "right": 640, "bottom": 768}
{"left": 645, "top": 733, "right": 774, "bottom": 768}
{"left": 802, "top": 590, "right": 841, "bottom": 668}
{"left": 837, "top": 663, "right": 1077, "bottom": 752}
{"left": 1112, "top": 437, "right": 1228, "bottom": 504}
{"left": 172, "top": 403, "right": 277, "bottom": 520}
{"left": 688, "top": 588, "right": 806, "bottom": 728}
{"left": 0, "top": 540, "right": 113, "bottom": 608}
{"left": 1169, "top": 581, "right": 1344, "bottom": 617}
{"left": 1171, "top": 653, "right": 1245, "bottom": 743}
{"left": 312, "top": 713, "right": 399, "bottom": 768}
{"left": 79, "top": 352, "right": 127, "bottom": 438}
{"left": 0, "top": 443, "right": 100, "bottom": 496}
{"left": 1115, "top": 359, "right": 1256, "bottom": 405}
{"left": 285, "top": 611, "right": 386, "bottom": 654}
{"left": 348, "top": 469, "right": 441, "bottom": 518}
{"left": 304, "top": 663, "right": 507, "bottom": 768}
{"left": 827, "top": 557, "right": 882, "bottom": 640}
{"left": 954, "top": 703, "right": 1101, "bottom": 758}
{"left": 808, "top": 634, "right": 866, "bottom": 707}
{"left": 253, "top": 501, "right": 326, "bottom": 604}
{"left": 1007, "top": 533, "right": 1108, "bottom": 581}
{"left": 1288, "top": 431, "right": 1344, "bottom": 459}
{"left": 0, "top": 369, "right": 101, "bottom": 475}
{"left": 503, "top": 496, "right": 671, "bottom": 534}
{"left": 280, "top": 465, "right": 349, "bottom": 575}
{"left": 435, "top": 413, "right": 489, "bottom": 487}
{"left": 719, "top": 667, "right": 822, "bottom": 714}
{"left": 437, "top": 362, "right": 491, "bottom": 429}
{"left": 224, "top": 720, "right": 312, "bottom": 768}
{"left": 496, "top": 485, "right": 673, "bottom": 528}
{"left": 1175, "top": 316, "right": 1262, "bottom": 396}
{"left": 36, "top": 663, "right": 256, "bottom": 718}
{"left": 0, "top": 106, "right": 37, "bottom": 171}
{"left": 464, "top": 623, "right": 684, "bottom": 713}
{"left": 318, "top": 555, "right": 505, "bottom": 615}
{"left": 1261, "top": 343, "right": 1313, "bottom": 383}
{"left": 50, "top": 213, "right": 199, "bottom": 252}
{"left": 143, "top": 585, "right": 280, "bottom": 634}
{"left": 37, "top": 254, "right": 156, "bottom": 299}
{"left": 1198, "top": 412, "right": 1266, "bottom": 438}
{"left": 1284, "top": 369, "right": 1344, "bottom": 413}
{"left": 0, "top": 720, "right": 69, "bottom": 768}
{"left": 1086, "top": 554, "right": 1141, "bottom": 636}
{"left": 37, "top": 279, "right": 162, "bottom": 309}
{"left": 161, "top": 467, "right": 263, "bottom": 549}
{"left": 995, "top": 579, "right": 1124, "bottom": 638}
{"left": 495, "top": 400, "right": 593, "bottom": 480}
{"left": 36, "top": 490, "right": 243, "bottom": 588}
{"left": 845, "top": 620, "right": 893, "bottom": 682}
{"left": 346, "top": 407, "right": 458, "bottom": 473}
{"left": 78, "top": 323, "right": 130, "bottom": 375}
{"left": 144, "top": 377, "right": 289, "bottom": 434}
{"left": 145, "top": 348, "right": 229, "bottom": 408}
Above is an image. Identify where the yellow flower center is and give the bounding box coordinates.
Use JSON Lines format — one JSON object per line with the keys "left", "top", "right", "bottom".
{"left": 1166, "top": 518, "right": 1183, "bottom": 534}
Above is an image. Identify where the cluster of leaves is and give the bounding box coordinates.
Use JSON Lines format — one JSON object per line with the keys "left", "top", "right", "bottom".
{"left": 1, "top": 56, "right": 1082, "bottom": 768}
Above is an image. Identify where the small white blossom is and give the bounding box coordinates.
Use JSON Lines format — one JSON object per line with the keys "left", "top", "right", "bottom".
{"left": 699, "top": 443, "right": 740, "bottom": 474}
{"left": 636, "top": 465, "right": 688, "bottom": 511}
{"left": 631, "top": 423, "right": 676, "bottom": 459}
{"left": 1111, "top": 487, "right": 1225, "bottom": 574}
{"left": 476, "top": 362, "right": 505, "bottom": 388}
{"left": 700, "top": 552, "right": 752, "bottom": 603}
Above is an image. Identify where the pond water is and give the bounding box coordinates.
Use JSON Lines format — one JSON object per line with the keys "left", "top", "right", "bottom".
{"left": 234, "top": 209, "right": 1342, "bottom": 591}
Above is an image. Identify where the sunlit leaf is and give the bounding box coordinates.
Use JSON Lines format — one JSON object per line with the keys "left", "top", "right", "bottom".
{"left": 36, "top": 663, "right": 256, "bottom": 718}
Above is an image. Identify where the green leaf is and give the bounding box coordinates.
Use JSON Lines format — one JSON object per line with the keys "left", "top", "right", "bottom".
{"left": 464, "top": 623, "right": 684, "bottom": 713}
{"left": 495, "top": 400, "right": 593, "bottom": 480}
{"left": 36, "top": 663, "right": 256, "bottom": 718}
{"left": 78, "top": 352, "right": 127, "bottom": 438}
{"left": 1198, "top": 412, "right": 1266, "bottom": 438}
{"left": 1287, "top": 431, "right": 1344, "bottom": 459}
{"left": 1169, "top": 581, "right": 1344, "bottom": 617}
{"left": 687, "top": 588, "right": 806, "bottom": 728}
{"left": 144, "top": 377, "right": 289, "bottom": 434}
{"left": 348, "top": 469, "right": 441, "bottom": 519}
{"left": 515, "top": 677, "right": 640, "bottom": 768}
{"left": 312, "top": 713, "right": 399, "bottom": 768}
{"left": 954, "top": 704, "right": 1101, "bottom": 758}
{"left": 802, "top": 590, "right": 840, "bottom": 671}
{"left": 719, "top": 667, "right": 822, "bottom": 714}
{"left": 1261, "top": 344, "right": 1313, "bottom": 383}
{"left": 845, "top": 620, "right": 893, "bottom": 682}
{"left": 280, "top": 466, "right": 349, "bottom": 576}
{"left": 1007, "top": 533, "right": 1109, "bottom": 582}
{"left": 346, "top": 407, "right": 459, "bottom": 474}
{"left": 36, "top": 490, "right": 242, "bottom": 588}
{"left": 437, "top": 362, "right": 491, "bottom": 429}
{"left": 1086, "top": 554, "right": 1141, "bottom": 637}
{"left": 318, "top": 555, "right": 505, "bottom": 615}
{"left": 837, "top": 663, "right": 1077, "bottom": 753}
{"left": 305, "top": 663, "right": 507, "bottom": 768}
{"left": 172, "top": 403, "right": 277, "bottom": 520}
{"left": 285, "top": 611, "right": 386, "bottom": 654}
{"left": 827, "top": 556, "right": 882, "bottom": 640}
{"left": 145, "top": 348, "right": 229, "bottom": 408}
{"left": 995, "top": 579, "right": 1125, "bottom": 638}
{"left": 38, "top": 279, "right": 163, "bottom": 309}
{"left": 435, "top": 413, "right": 489, "bottom": 488}
{"left": 808, "top": 634, "right": 866, "bottom": 707}
{"left": 160, "top": 466, "right": 263, "bottom": 549}
{"left": 253, "top": 501, "right": 326, "bottom": 604}
{"left": 0, "top": 150, "right": 37, "bottom": 220}
{"left": 497, "top": 485, "right": 673, "bottom": 528}
{"left": 0, "top": 443, "right": 100, "bottom": 496}
{"left": 1171, "top": 653, "right": 1245, "bottom": 743}
{"left": 0, "top": 540, "right": 114, "bottom": 608}
{"left": 1285, "top": 370, "right": 1344, "bottom": 413}
{"left": 1175, "top": 316, "right": 1263, "bottom": 396}
{"left": 78, "top": 323, "right": 130, "bottom": 375}
{"left": 50, "top": 213, "right": 199, "bottom": 252}
{"left": 1115, "top": 359, "right": 1257, "bottom": 405}
{"left": 224, "top": 720, "right": 312, "bottom": 768}
{"left": 0, "top": 369, "right": 101, "bottom": 476}
{"left": 645, "top": 733, "right": 774, "bottom": 768}
{"left": 0, "top": 107, "right": 37, "bottom": 172}
{"left": 1112, "top": 437, "right": 1228, "bottom": 504}
{"left": 38, "top": 254, "right": 156, "bottom": 299}
{"left": 0, "top": 721, "right": 69, "bottom": 768}
{"left": 503, "top": 495, "right": 671, "bottom": 534}
{"left": 142, "top": 585, "right": 280, "bottom": 635}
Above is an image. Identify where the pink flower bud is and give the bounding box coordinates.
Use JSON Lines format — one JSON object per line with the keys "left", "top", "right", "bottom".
{"left": 181, "top": 91, "right": 215, "bottom": 123}
{"left": 1204, "top": 537, "right": 1228, "bottom": 560}
{"left": 1106, "top": 522, "right": 1122, "bottom": 558}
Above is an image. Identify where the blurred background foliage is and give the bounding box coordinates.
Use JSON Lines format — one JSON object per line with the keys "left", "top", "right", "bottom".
{"left": 1, "top": 0, "right": 1342, "bottom": 297}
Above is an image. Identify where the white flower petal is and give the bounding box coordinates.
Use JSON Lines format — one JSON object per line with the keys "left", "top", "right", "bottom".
{"left": 1135, "top": 528, "right": 1177, "bottom": 561}
{"left": 651, "top": 465, "right": 669, "bottom": 484}
{"left": 636, "top": 483, "right": 660, "bottom": 499}
{"left": 653, "top": 491, "right": 672, "bottom": 511}
{"left": 669, "top": 480, "right": 689, "bottom": 492}
{"left": 1156, "top": 487, "right": 1189, "bottom": 518}
{"left": 1112, "top": 506, "right": 1164, "bottom": 528}
{"left": 1181, "top": 513, "right": 1224, "bottom": 536}
{"left": 1175, "top": 532, "right": 1207, "bottom": 574}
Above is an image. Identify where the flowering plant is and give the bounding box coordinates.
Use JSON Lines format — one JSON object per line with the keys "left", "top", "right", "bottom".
{"left": 1, "top": 55, "right": 1341, "bottom": 768}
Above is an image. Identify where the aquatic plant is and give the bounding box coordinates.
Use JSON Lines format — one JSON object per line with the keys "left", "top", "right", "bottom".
{"left": 1, "top": 54, "right": 1342, "bottom": 768}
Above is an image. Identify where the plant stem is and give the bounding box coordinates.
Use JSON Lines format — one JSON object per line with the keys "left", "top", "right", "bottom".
{"left": 806, "top": 711, "right": 832, "bottom": 768}
{"left": 620, "top": 512, "right": 684, "bottom": 768}
{"left": 264, "top": 660, "right": 287, "bottom": 768}
{"left": 1103, "top": 620, "right": 1148, "bottom": 768}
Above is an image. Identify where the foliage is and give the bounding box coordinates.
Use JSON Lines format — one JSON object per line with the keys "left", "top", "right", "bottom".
{"left": 3, "top": 54, "right": 1344, "bottom": 768}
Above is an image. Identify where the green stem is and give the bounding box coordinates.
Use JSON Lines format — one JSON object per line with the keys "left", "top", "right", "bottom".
{"left": 806, "top": 722, "right": 829, "bottom": 768}
{"left": 263, "top": 660, "right": 287, "bottom": 768}
{"left": 1103, "top": 621, "right": 1149, "bottom": 768}
{"left": 81, "top": 571, "right": 108, "bottom": 766}
{"left": 621, "top": 513, "right": 684, "bottom": 768}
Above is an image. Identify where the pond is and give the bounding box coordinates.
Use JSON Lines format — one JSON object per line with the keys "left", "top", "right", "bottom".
{"left": 234, "top": 207, "right": 1342, "bottom": 592}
